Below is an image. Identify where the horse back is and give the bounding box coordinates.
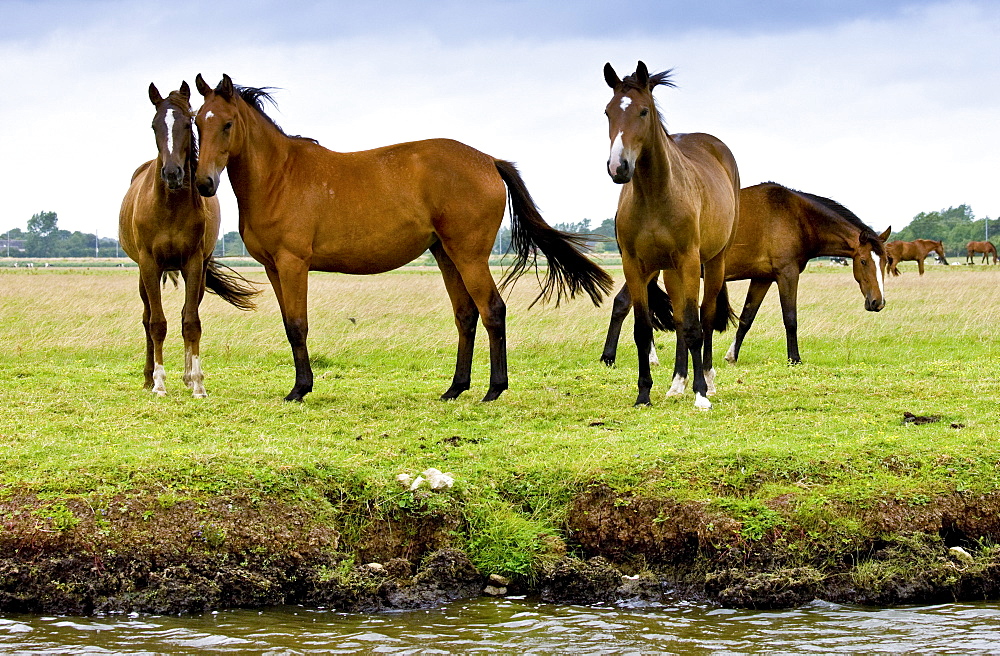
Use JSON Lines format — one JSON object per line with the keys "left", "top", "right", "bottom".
{"left": 724, "top": 183, "right": 812, "bottom": 281}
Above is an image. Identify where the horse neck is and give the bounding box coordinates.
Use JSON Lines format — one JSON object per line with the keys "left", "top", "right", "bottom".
{"left": 807, "top": 207, "right": 861, "bottom": 257}
{"left": 630, "top": 126, "right": 684, "bottom": 200}
{"left": 225, "top": 104, "right": 291, "bottom": 202}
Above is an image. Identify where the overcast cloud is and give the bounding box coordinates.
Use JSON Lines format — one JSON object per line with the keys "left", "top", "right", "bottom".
{"left": 0, "top": 0, "right": 996, "bottom": 238}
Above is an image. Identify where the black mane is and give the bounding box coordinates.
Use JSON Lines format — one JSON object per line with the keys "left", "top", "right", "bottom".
{"left": 234, "top": 85, "right": 318, "bottom": 144}
{"left": 621, "top": 69, "right": 676, "bottom": 92}
{"left": 785, "top": 184, "right": 885, "bottom": 257}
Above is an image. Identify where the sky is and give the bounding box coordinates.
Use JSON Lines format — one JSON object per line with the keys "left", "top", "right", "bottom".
{"left": 0, "top": 0, "right": 997, "bottom": 240}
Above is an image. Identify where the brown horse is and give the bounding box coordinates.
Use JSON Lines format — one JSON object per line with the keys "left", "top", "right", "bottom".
{"left": 885, "top": 239, "right": 948, "bottom": 275}
{"left": 604, "top": 62, "right": 739, "bottom": 410}
{"left": 192, "top": 74, "right": 612, "bottom": 402}
{"left": 966, "top": 241, "right": 998, "bottom": 264}
{"left": 601, "top": 183, "right": 890, "bottom": 366}
{"left": 119, "top": 82, "right": 259, "bottom": 397}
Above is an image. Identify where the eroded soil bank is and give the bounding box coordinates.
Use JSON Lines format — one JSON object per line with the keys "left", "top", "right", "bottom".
{"left": 3, "top": 485, "right": 1000, "bottom": 614}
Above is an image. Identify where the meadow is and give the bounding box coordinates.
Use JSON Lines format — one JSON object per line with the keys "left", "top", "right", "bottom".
{"left": 1, "top": 260, "right": 999, "bottom": 592}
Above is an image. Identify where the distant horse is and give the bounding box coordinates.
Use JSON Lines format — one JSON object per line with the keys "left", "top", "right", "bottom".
{"left": 604, "top": 62, "right": 739, "bottom": 409}
{"left": 966, "top": 241, "right": 998, "bottom": 264}
{"left": 193, "top": 74, "right": 612, "bottom": 402}
{"left": 119, "top": 82, "right": 259, "bottom": 397}
{"left": 601, "top": 183, "right": 890, "bottom": 366}
{"left": 885, "top": 239, "right": 948, "bottom": 275}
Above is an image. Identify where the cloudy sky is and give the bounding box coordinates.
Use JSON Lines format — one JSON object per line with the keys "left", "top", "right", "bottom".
{"left": 0, "top": 0, "right": 996, "bottom": 240}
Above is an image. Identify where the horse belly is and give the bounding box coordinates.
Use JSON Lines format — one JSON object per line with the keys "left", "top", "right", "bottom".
{"left": 310, "top": 227, "right": 435, "bottom": 274}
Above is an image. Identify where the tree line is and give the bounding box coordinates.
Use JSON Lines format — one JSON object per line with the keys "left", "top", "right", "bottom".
{"left": 888, "top": 205, "right": 997, "bottom": 256}
{"left": 4, "top": 206, "right": 994, "bottom": 260}
{"left": 2, "top": 212, "right": 247, "bottom": 259}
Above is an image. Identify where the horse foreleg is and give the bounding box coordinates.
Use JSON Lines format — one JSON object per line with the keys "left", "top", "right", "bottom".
{"left": 623, "top": 264, "right": 655, "bottom": 406}
{"left": 700, "top": 258, "right": 727, "bottom": 397}
{"left": 180, "top": 257, "right": 208, "bottom": 398}
{"left": 917, "top": 257, "right": 926, "bottom": 275}
{"left": 138, "top": 261, "right": 168, "bottom": 396}
{"left": 432, "top": 243, "right": 480, "bottom": 400}
{"left": 776, "top": 269, "right": 802, "bottom": 364}
{"left": 601, "top": 284, "right": 632, "bottom": 367}
{"left": 268, "top": 258, "right": 312, "bottom": 402}
{"left": 726, "top": 279, "right": 772, "bottom": 364}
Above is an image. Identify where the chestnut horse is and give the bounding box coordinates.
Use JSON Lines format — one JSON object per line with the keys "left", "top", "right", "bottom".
{"left": 604, "top": 62, "right": 739, "bottom": 410}
{"left": 885, "top": 239, "right": 948, "bottom": 275}
{"left": 966, "top": 241, "right": 998, "bottom": 264}
{"left": 601, "top": 183, "right": 890, "bottom": 366}
{"left": 119, "top": 82, "right": 259, "bottom": 397}
{"left": 193, "top": 74, "right": 612, "bottom": 402}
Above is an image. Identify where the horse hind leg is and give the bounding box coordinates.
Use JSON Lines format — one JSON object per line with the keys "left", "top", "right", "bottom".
{"left": 431, "top": 243, "right": 480, "bottom": 400}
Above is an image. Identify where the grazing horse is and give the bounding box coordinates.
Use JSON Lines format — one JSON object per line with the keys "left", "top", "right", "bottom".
{"left": 601, "top": 183, "right": 890, "bottom": 366}
{"left": 885, "top": 239, "right": 948, "bottom": 275}
{"left": 604, "top": 62, "right": 739, "bottom": 410}
{"left": 966, "top": 241, "right": 998, "bottom": 264}
{"left": 119, "top": 82, "right": 259, "bottom": 397}
{"left": 193, "top": 74, "right": 612, "bottom": 403}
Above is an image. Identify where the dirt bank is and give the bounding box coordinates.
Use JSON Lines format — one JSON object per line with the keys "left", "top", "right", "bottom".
{"left": 3, "top": 485, "right": 1000, "bottom": 614}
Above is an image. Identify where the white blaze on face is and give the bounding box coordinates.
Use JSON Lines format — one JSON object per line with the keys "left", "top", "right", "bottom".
{"left": 205, "top": 110, "right": 215, "bottom": 119}
{"left": 608, "top": 131, "right": 625, "bottom": 176}
{"left": 872, "top": 252, "right": 885, "bottom": 298}
{"left": 164, "top": 110, "right": 177, "bottom": 155}
{"left": 620, "top": 96, "right": 632, "bottom": 111}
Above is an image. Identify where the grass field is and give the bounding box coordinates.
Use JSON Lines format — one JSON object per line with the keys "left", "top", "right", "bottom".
{"left": 1, "top": 260, "right": 999, "bottom": 581}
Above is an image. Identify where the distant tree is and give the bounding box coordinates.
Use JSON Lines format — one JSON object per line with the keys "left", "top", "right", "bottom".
{"left": 594, "top": 218, "right": 618, "bottom": 252}
{"left": 25, "top": 211, "right": 59, "bottom": 257}
{"left": 215, "top": 230, "right": 247, "bottom": 257}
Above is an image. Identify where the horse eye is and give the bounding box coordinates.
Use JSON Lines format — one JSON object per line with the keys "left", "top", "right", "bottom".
{"left": 223, "top": 121, "right": 233, "bottom": 131}
{"left": 639, "top": 108, "right": 649, "bottom": 117}
{"left": 861, "top": 259, "right": 868, "bottom": 266}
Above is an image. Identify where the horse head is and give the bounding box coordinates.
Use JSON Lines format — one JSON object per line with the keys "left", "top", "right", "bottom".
{"left": 933, "top": 240, "right": 950, "bottom": 265}
{"left": 148, "top": 81, "right": 194, "bottom": 190}
{"left": 853, "top": 226, "right": 891, "bottom": 312}
{"left": 193, "top": 73, "right": 240, "bottom": 198}
{"left": 603, "top": 61, "right": 675, "bottom": 184}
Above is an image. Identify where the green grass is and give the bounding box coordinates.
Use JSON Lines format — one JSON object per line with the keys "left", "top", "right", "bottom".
{"left": 1, "top": 261, "right": 999, "bottom": 576}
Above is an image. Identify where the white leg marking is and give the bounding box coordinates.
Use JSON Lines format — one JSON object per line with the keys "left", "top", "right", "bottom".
{"left": 608, "top": 131, "right": 624, "bottom": 177}
{"left": 184, "top": 348, "right": 207, "bottom": 398}
{"left": 725, "top": 340, "right": 737, "bottom": 363}
{"left": 152, "top": 363, "right": 167, "bottom": 396}
{"left": 648, "top": 342, "right": 660, "bottom": 366}
{"left": 695, "top": 393, "right": 713, "bottom": 410}
{"left": 705, "top": 367, "right": 717, "bottom": 396}
{"left": 666, "top": 374, "right": 686, "bottom": 397}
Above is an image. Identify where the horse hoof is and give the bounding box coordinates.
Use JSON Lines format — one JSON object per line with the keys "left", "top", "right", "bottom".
{"left": 284, "top": 392, "right": 305, "bottom": 402}
{"left": 193, "top": 391, "right": 208, "bottom": 399}
{"left": 695, "top": 394, "right": 712, "bottom": 410}
{"left": 480, "top": 387, "right": 506, "bottom": 402}
{"left": 600, "top": 356, "right": 616, "bottom": 367}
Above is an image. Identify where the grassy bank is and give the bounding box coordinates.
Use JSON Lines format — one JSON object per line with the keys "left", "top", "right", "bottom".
{"left": 1, "top": 262, "right": 999, "bottom": 610}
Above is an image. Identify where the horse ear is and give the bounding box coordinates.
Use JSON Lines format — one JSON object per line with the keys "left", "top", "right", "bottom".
{"left": 218, "top": 73, "right": 235, "bottom": 100}
{"left": 148, "top": 82, "right": 163, "bottom": 106}
{"left": 878, "top": 227, "right": 891, "bottom": 242}
{"left": 635, "top": 61, "right": 650, "bottom": 88}
{"left": 603, "top": 63, "right": 620, "bottom": 89}
{"left": 195, "top": 73, "right": 212, "bottom": 97}
{"left": 179, "top": 81, "right": 191, "bottom": 101}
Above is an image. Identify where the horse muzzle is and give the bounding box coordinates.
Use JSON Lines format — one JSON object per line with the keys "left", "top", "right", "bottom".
{"left": 196, "top": 173, "right": 219, "bottom": 197}
{"left": 608, "top": 159, "right": 633, "bottom": 184}
{"left": 161, "top": 164, "right": 184, "bottom": 190}
{"left": 865, "top": 297, "right": 885, "bottom": 312}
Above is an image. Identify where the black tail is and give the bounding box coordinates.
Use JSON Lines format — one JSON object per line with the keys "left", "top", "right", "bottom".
{"left": 161, "top": 271, "right": 180, "bottom": 288}
{"left": 205, "top": 258, "right": 261, "bottom": 311}
{"left": 494, "top": 160, "right": 614, "bottom": 307}
{"left": 647, "top": 278, "right": 675, "bottom": 331}
{"left": 713, "top": 283, "right": 737, "bottom": 333}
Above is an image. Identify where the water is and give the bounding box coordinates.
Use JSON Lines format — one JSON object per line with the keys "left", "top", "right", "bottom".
{"left": 3, "top": 597, "right": 1000, "bottom": 654}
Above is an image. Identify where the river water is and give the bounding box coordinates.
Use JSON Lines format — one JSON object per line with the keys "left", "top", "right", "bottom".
{"left": 3, "top": 597, "right": 1000, "bottom": 654}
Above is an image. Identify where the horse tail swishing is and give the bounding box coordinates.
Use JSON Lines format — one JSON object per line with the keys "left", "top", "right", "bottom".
{"left": 205, "top": 258, "right": 260, "bottom": 311}
{"left": 494, "top": 160, "right": 613, "bottom": 307}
